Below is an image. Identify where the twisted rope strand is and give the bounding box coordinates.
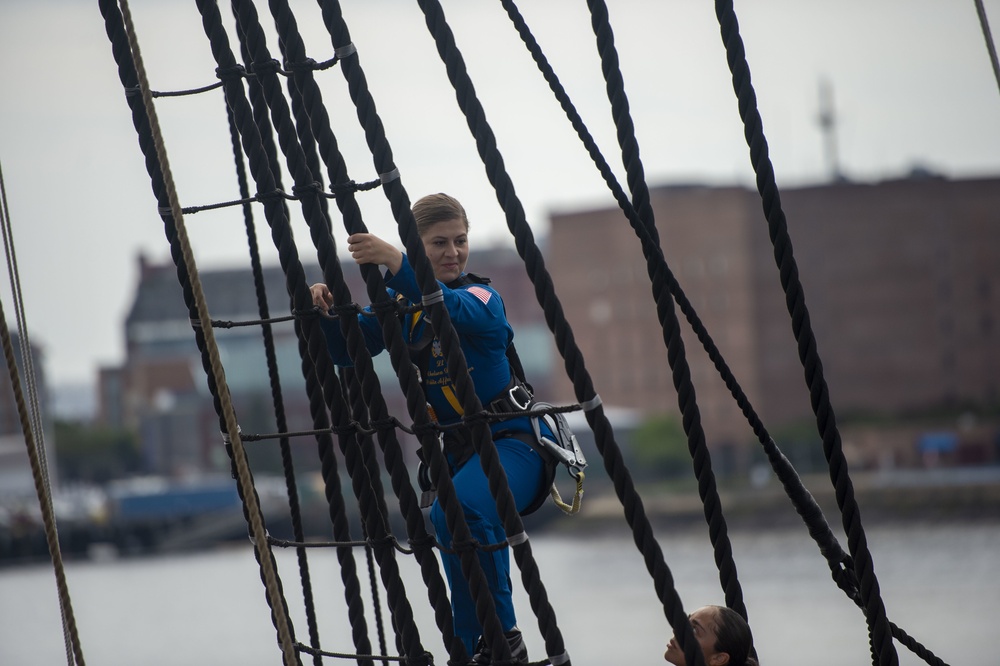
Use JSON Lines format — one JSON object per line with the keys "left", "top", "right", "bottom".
{"left": 501, "top": 5, "right": 946, "bottom": 664}
{"left": 229, "top": 2, "right": 434, "bottom": 661}
{"left": 198, "top": 0, "right": 387, "bottom": 660}
{"left": 231, "top": 19, "right": 377, "bottom": 658}
{"left": 586, "top": 2, "right": 745, "bottom": 648}
{"left": 115, "top": 2, "right": 298, "bottom": 664}
{"left": 414, "top": 1, "right": 573, "bottom": 661}
{"left": 315, "top": 0, "right": 527, "bottom": 660}
{"left": 223, "top": 97, "right": 324, "bottom": 665}
{"left": 99, "top": 1, "right": 303, "bottom": 658}
{"left": 714, "top": 2, "right": 897, "bottom": 664}
{"left": 0, "top": 165, "right": 84, "bottom": 666}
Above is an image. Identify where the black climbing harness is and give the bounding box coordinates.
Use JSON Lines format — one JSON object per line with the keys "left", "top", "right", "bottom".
{"left": 408, "top": 272, "right": 587, "bottom": 515}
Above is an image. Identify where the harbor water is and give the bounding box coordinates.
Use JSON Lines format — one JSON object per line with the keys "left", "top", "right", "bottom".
{"left": 1, "top": 519, "right": 995, "bottom": 665}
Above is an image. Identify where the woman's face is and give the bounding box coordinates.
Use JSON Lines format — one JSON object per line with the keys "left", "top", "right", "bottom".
{"left": 421, "top": 217, "right": 469, "bottom": 283}
{"left": 664, "top": 606, "right": 727, "bottom": 666}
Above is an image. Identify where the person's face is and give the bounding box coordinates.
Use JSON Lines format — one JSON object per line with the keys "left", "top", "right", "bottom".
{"left": 420, "top": 217, "right": 469, "bottom": 283}
{"left": 663, "top": 607, "right": 728, "bottom": 666}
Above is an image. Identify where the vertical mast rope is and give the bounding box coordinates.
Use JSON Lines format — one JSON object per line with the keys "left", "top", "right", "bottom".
{"left": 115, "top": 0, "right": 303, "bottom": 663}
{"left": 102, "top": 1, "right": 300, "bottom": 664}
{"left": 712, "top": 1, "right": 899, "bottom": 663}
{"left": 0, "top": 162, "right": 85, "bottom": 666}
{"left": 221, "top": 93, "right": 326, "bottom": 666}
{"left": 497, "top": 2, "right": 948, "bottom": 664}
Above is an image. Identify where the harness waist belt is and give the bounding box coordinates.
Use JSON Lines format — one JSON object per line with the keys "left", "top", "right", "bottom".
{"left": 486, "top": 380, "right": 533, "bottom": 414}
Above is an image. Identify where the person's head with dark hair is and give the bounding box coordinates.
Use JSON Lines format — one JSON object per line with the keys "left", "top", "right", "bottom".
{"left": 664, "top": 605, "right": 759, "bottom": 666}
{"left": 713, "top": 605, "right": 758, "bottom": 666}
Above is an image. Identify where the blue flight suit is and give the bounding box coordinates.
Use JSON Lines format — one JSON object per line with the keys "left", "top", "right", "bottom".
{"left": 317, "top": 255, "right": 546, "bottom": 653}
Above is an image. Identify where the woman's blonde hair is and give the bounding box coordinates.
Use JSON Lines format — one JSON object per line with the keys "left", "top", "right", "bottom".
{"left": 411, "top": 193, "right": 469, "bottom": 236}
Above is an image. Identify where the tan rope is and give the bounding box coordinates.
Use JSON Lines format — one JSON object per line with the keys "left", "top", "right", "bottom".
{"left": 0, "top": 168, "right": 47, "bottom": 464}
{"left": 116, "top": 3, "right": 297, "bottom": 664}
{"left": 549, "top": 472, "right": 585, "bottom": 515}
{"left": 0, "top": 161, "right": 48, "bottom": 478}
{"left": 0, "top": 160, "right": 82, "bottom": 666}
{"left": 0, "top": 185, "right": 84, "bottom": 666}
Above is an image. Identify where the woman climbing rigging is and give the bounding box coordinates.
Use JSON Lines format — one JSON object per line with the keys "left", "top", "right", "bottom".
{"left": 310, "top": 193, "right": 549, "bottom": 664}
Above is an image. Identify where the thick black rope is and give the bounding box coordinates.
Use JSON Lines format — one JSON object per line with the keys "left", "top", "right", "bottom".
{"left": 278, "top": 15, "right": 403, "bottom": 663}
{"left": 231, "top": 24, "right": 377, "bottom": 662}
{"left": 501, "top": 0, "right": 842, "bottom": 573}
{"left": 223, "top": 98, "right": 324, "bottom": 665}
{"left": 97, "top": 5, "right": 301, "bottom": 662}
{"left": 238, "top": 3, "right": 488, "bottom": 660}
{"left": 263, "top": 0, "right": 482, "bottom": 661}
{"left": 296, "top": 318, "right": 380, "bottom": 664}
{"left": 713, "top": 2, "right": 897, "bottom": 665}
{"left": 314, "top": 1, "right": 541, "bottom": 662}
{"left": 423, "top": 2, "right": 944, "bottom": 665}
{"left": 584, "top": 0, "right": 746, "bottom": 642}
{"left": 275, "top": 14, "right": 393, "bottom": 656}
{"left": 594, "top": 5, "right": 945, "bottom": 664}
{"left": 199, "top": 1, "right": 382, "bottom": 662}
{"left": 411, "top": 1, "right": 713, "bottom": 664}
{"left": 412, "top": 2, "right": 582, "bottom": 663}
{"left": 212, "top": 0, "right": 433, "bottom": 662}
{"left": 499, "top": 6, "right": 949, "bottom": 665}
{"left": 343, "top": 369, "right": 393, "bottom": 664}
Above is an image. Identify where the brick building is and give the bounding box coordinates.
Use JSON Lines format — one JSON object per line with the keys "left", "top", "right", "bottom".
{"left": 547, "top": 174, "right": 1000, "bottom": 466}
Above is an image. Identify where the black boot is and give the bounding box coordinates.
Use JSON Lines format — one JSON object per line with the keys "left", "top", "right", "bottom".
{"left": 469, "top": 628, "right": 528, "bottom": 665}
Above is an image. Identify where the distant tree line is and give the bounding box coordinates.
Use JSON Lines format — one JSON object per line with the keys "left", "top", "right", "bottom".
{"left": 54, "top": 420, "right": 141, "bottom": 484}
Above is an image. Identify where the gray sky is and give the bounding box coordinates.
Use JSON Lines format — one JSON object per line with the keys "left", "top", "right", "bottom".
{"left": 1, "top": 0, "right": 999, "bottom": 388}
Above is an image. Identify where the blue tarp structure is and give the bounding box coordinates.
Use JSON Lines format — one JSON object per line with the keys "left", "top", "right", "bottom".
{"left": 918, "top": 431, "right": 958, "bottom": 454}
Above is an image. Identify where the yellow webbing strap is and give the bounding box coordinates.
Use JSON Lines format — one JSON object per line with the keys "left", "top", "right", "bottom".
{"left": 549, "top": 471, "right": 585, "bottom": 515}
{"left": 440, "top": 384, "right": 464, "bottom": 416}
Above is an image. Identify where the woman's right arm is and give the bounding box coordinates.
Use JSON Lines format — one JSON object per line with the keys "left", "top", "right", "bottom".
{"left": 310, "top": 283, "right": 386, "bottom": 365}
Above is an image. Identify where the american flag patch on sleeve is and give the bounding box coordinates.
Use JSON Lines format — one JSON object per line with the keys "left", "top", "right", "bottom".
{"left": 466, "top": 285, "right": 493, "bottom": 305}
